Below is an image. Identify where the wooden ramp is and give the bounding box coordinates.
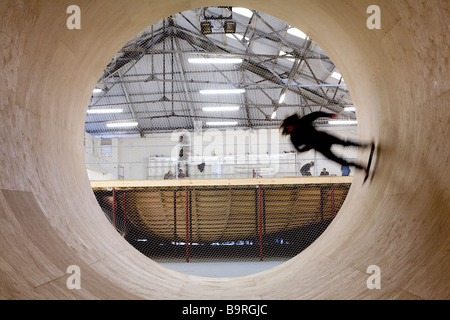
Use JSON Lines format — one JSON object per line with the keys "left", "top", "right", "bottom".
{"left": 0, "top": 0, "right": 448, "bottom": 300}
{"left": 92, "top": 178, "right": 350, "bottom": 243}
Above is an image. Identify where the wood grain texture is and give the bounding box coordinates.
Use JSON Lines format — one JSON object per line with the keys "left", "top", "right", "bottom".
{"left": 0, "top": 0, "right": 448, "bottom": 299}
{"left": 94, "top": 180, "right": 348, "bottom": 242}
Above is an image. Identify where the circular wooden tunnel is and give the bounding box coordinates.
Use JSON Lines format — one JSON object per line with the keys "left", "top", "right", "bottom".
{"left": 0, "top": 0, "right": 448, "bottom": 299}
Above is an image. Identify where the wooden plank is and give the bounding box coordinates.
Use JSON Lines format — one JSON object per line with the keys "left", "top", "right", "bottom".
{"left": 91, "top": 176, "right": 353, "bottom": 189}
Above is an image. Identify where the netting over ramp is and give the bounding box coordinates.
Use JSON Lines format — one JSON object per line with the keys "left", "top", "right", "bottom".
{"left": 92, "top": 178, "right": 350, "bottom": 264}
{"left": 85, "top": 5, "right": 358, "bottom": 275}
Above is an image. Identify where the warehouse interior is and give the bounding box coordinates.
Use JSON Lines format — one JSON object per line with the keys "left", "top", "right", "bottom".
{"left": 85, "top": 7, "right": 359, "bottom": 277}
{"left": 0, "top": 0, "right": 447, "bottom": 300}
{"left": 84, "top": 6, "right": 359, "bottom": 180}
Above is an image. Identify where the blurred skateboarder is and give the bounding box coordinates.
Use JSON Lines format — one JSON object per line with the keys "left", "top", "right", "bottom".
{"left": 280, "top": 111, "right": 373, "bottom": 176}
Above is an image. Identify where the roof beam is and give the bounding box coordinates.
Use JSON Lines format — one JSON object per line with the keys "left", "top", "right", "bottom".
{"left": 171, "top": 18, "right": 199, "bottom": 130}
{"left": 117, "top": 70, "right": 145, "bottom": 137}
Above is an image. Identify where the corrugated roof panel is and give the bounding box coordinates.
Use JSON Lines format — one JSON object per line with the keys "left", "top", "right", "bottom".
{"left": 85, "top": 7, "right": 355, "bottom": 137}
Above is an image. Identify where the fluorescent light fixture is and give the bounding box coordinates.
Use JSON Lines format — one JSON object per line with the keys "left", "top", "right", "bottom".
{"left": 189, "top": 58, "right": 243, "bottom": 64}
{"left": 87, "top": 108, "right": 123, "bottom": 114}
{"left": 271, "top": 111, "right": 277, "bottom": 119}
{"left": 232, "top": 7, "right": 254, "bottom": 18}
{"left": 279, "top": 93, "right": 286, "bottom": 104}
{"left": 287, "top": 27, "right": 307, "bottom": 39}
{"left": 93, "top": 88, "right": 102, "bottom": 93}
{"left": 106, "top": 122, "right": 138, "bottom": 128}
{"left": 199, "top": 89, "right": 245, "bottom": 95}
{"left": 206, "top": 121, "right": 238, "bottom": 126}
{"left": 279, "top": 50, "right": 295, "bottom": 62}
{"left": 328, "top": 120, "right": 358, "bottom": 125}
{"left": 202, "top": 106, "right": 240, "bottom": 112}
{"left": 226, "top": 33, "right": 249, "bottom": 41}
{"left": 344, "top": 106, "right": 356, "bottom": 112}
{"left": 331, "top": 72, "right": 343, "bottom": 80}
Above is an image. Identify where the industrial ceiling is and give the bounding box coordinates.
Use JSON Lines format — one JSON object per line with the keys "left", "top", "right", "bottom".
{"left": 85, "top": 7, "right": 357, "bottom": 137}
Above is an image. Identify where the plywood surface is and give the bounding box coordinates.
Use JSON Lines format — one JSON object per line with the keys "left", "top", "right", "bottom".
{"left": 95, "top": 182, "right": 348, "bottom": 242}
{"left": 90, "top": 176, "right": 353, "bottom": 188}
{"left": 0, "top": 0, "right": 448, "bottom": 299}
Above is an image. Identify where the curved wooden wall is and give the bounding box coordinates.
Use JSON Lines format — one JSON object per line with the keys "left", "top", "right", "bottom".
{"left": 0, "top": 0, "right": 448, "bottom": 299}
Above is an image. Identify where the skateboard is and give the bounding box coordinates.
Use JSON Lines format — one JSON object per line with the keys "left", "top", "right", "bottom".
{"left": 363, "top": 141, "right": 376, "bottom": 183}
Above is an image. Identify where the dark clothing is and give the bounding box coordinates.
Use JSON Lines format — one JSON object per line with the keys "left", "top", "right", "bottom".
{"left": 281, "top": 112, "right": 368, "bottom": 170}
{"left": 300, "top": 163, "right": 313, "bottom": 176}
{"left": 320, "top": 170, "right": 329, "bottom": 176}
{"left": 164, "top": 172, "right": 174, "bottom": 179}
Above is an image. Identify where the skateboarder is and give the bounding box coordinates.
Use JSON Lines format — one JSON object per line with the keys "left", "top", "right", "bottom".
{"left": 280, "top": 111, "right": 373, "bottom": 177}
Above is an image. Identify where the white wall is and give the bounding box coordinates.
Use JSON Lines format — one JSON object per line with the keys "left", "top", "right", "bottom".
{"left": 85, "top": 126, "right": 360, "bottom": 180}
{"left": 84, "top": 132, "right": 120, "bottom": 180}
